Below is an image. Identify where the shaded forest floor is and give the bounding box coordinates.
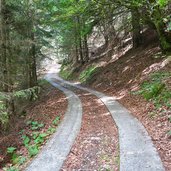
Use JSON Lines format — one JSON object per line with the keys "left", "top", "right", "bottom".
{"left": 0, "top": 83, "right": 67, "bottom": 170}
{"left": 64, "top": 44, "right": 171, "bottom": 170}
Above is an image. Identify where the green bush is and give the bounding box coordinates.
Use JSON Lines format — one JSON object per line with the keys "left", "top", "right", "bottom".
{"left": 140, "top": 82, "right": 165, "bottom": 100}
{"left": 38, "top": 79, "right": 49, "bottom": 87}
{"left": 59, "top": 64, "right": 73, "bottom": 80}
{"left": 0, "top": 93, "right": 10, "bottom": 128}
{"left": 138, "top": 72, "right": 171, "bottom": 108}
{"left": 79, "top": 65, "right": 98, "bottom": 83}
{"left": 13, "top": 86, "right": 41, "bottom": 101}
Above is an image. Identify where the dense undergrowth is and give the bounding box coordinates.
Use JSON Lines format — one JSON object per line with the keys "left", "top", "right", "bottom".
{"left": 0, "top": 80, "right": 62, "bottom": 171}
{"left": 3, "top": 117, "right": 60, "bottom": 171}
{"left": 79, "top": 65, "right": 99, "bottom": 83}
{"left": 59, "top": 64, "right": 74, "bottom": 80}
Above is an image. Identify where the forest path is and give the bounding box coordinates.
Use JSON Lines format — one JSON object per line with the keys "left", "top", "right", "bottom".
{"left": 25, "top": 76, "right": 82, "bottom": 171}
{"left": 53, "top": 76, "right": 165, "bottom": 171}
{"left": 26, "top": 62, "right": 164, "bottom": 171}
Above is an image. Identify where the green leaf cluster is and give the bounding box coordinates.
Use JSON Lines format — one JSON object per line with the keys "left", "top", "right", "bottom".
{"left": 79, "top": 65, "right": 99, "bottom": 83}
{"left": 138, "top": 72, "right": 171, "bottom": 108}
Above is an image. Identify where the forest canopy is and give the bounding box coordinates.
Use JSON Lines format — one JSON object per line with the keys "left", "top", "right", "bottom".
{"left": 0, "top": 0, "right": 171, "bottom": 92}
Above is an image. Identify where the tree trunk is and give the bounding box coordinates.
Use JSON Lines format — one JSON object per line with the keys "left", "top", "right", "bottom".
{"left": 0, "top": 0, "right": 10, "bottom": 92}
{"left": 78, "top": 35, "right": 84, "bottom": 64}
{"left": 152, "top": 7, "right": 171, "bottom": 53}
{"left": 74, "top": 28, "right": 79, "bottom": 64}
{"left": 131, "top": 7, "right": 142, "bottom": 48}
{"left": 145, "top": 2, "right": 171, "bottom": 53}
{"left": 28, "top": 31, "right": 37, "bottom": 87}
{"left": 27, "top": 4, "right": 37, "bottom": 88}
{"left": 83, "top": 35, "right": 89, "bottom": 62}
{"left": 75, "top": 44, "right": 79, "bottom": 63}
{"left": 77, "top": 16, "right": 84, "bottom": 64}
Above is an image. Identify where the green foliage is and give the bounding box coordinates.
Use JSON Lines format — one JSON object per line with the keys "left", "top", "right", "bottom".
{"left": 22, "top": 135, "right": 30, "bottom": 146}
{"left": 0, "top": 110, "right": 9, "bottom": 127}
{"left": 47, "top": 127, "right": 56, "bottom": 135}
{"left": 138, "top": 72, "right": 171, "bottom": 108}
{"left": 27, "top": 120, "right": 44, "bottom": 130}
{"left": 0, "top": 87, "right": 40, "bottom": 129}
{"left": 3, "top": 166, "right": 19, "bottom": 171}
{"left": 157, "top": 0, "right": 169, "bottom": 7}
{"left": 11, "top": 153, "right": 20, "bottom": 165}
{"left": 140, "top": 82, "right": 165, "bottom": 100}
{"left": 52, "top": 116, "right": 60, "bottom": 126}
{"left": 34, "top": 133, "right": 48, "bottom": 144}
{"left": 3, "top": 114, "right": 61, "bottom": 169}
{"left": 32, "top": 131, "right": 39, "bottom": 139}
{"left": 7, "top": 147, "right": 17, "bottom": 154}
{"left": 13, "top": 86, "right": 41, "bottom": 101}
{"left": 6, "top": 147, "right": 20, "bottom": 165}
{"left": 79, "top": 65, "right": 98, "bottom": 83}
{"left": 17, "top": 156, "right": 26, "bottom": 165}
{"left": 38, "top": 79, "right": 49, "bottom": 87}
{"left": 18, "top": 129, "right": 25, "bottom": 135}
{"left": 59, "top": 65, "right": 73, "bottom": 80}
{"left": 20, "top": 120, "right": 46, "bottom": 158}
{"left": 27, "top": 145, "right": 39, "bottom": 157}
{"left": 0, "top": 93, "right": 10, "bottom": 127}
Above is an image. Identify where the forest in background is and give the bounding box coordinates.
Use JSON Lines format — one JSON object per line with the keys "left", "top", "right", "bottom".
{"left": 0, "top": 0, "right": 171, "bottom": 170}
{"left": 0, "top": 0, "right": 171, "bottom": 128}
{"left": 0, "top": 0, "right": 171, "bottom": 93}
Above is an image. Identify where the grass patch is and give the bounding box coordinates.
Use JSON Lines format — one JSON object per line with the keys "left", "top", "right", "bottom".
{"left": 38, "top": 79, "right": 49, "bottom": 87}
{"left": 79, "top": 65, "right": 98, "bottom": 83}
{"left": 137, "top": 72, "right": 171, "bottom": 109}
{"left": 59, "top": 64, "right": 74, "bottom": 80}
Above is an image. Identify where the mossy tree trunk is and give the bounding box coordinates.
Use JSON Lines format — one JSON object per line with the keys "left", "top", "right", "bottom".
{"left": 151, "top": 5, "right": 171, "bottom": 53}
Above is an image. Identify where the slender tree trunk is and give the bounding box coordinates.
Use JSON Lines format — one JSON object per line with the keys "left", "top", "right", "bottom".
{"left": 77, "top": 16, "right": 84, "bottom": 64}
{"left": 75, "top": 44, "right": 79, "bottom": 63}
{"left": 74, "top": 27, "right": 79, "bottom": 63}
{"left": 131, "top": 7, "right": 142, "bottom": 48}
{"left": 78, "top": 35, "right": 84, "bottom": 64}
{"left": 6, "top": 28, "right": 13, "bottom": 92}
{"left": 0, "top": 0, "right": 10, "bottom": 92}
{"left": 28, "top": 28, "right": 37, "bottom": 87}
{"left": 0, "top": 0, "right": 3, "bottom": 91}
{"left": 83, "top": 35, "right": 89, "bottom": 62}
{"left": 26, "top": 5, "right": 37, "bottom": 88}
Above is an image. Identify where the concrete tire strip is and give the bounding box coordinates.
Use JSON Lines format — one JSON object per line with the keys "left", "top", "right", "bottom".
{"left": 53, "top": 75, "right": 165, "bottom": 171}
{"left": 25, "top": 77, "right": 82, "bottom": 171}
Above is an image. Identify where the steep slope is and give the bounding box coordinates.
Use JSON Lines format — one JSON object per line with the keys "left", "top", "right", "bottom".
{"left": 62, "top": 44, "right": 171, "bottom": 170}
